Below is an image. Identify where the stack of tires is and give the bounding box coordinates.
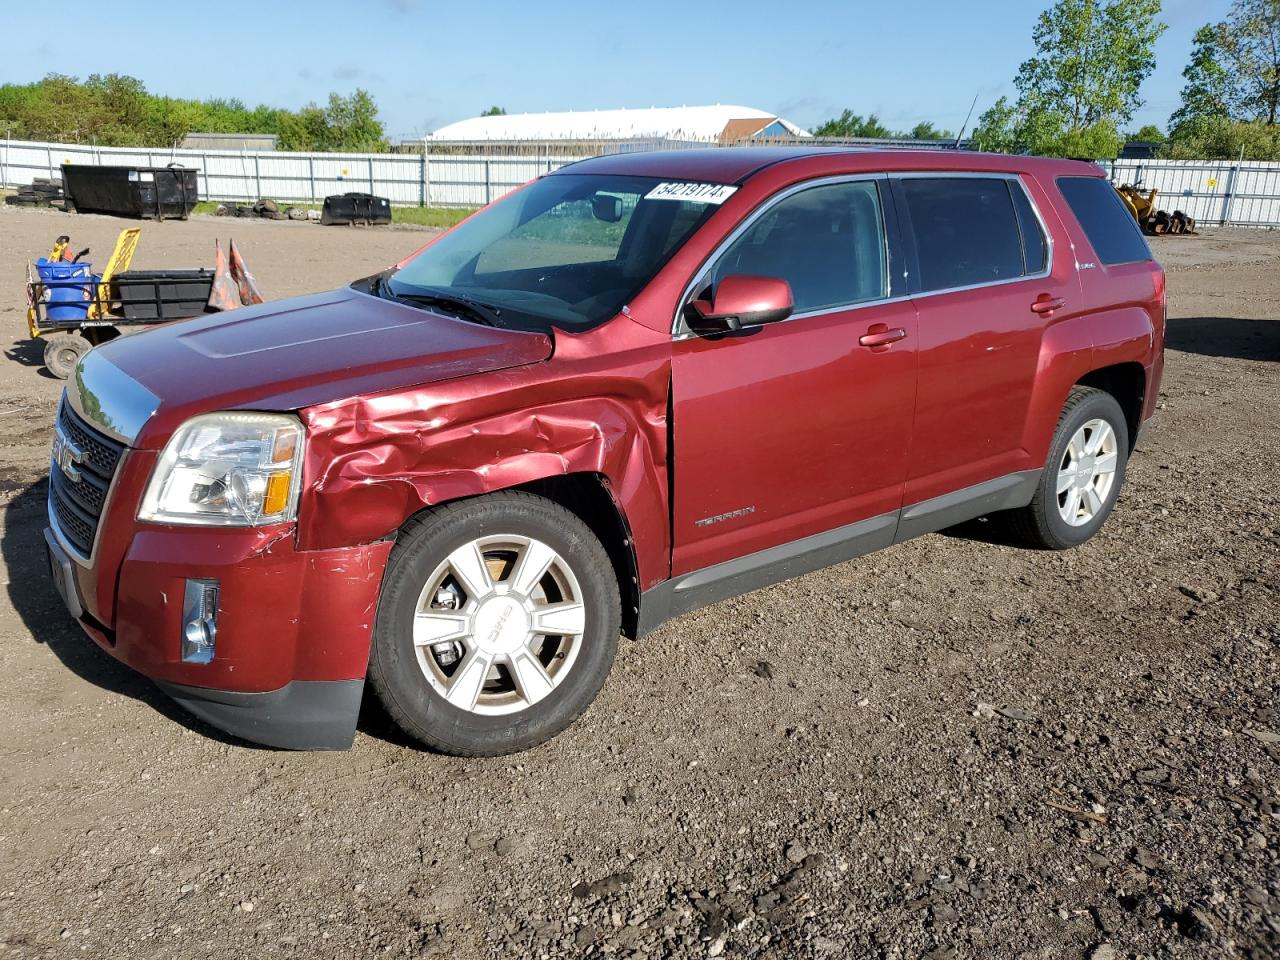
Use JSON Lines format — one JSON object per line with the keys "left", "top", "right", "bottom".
{"left": 4, "top": 177, "right": 69, "bottom": 210}
{"left": 214, "top": 198, "right": 312, "bottom": 220}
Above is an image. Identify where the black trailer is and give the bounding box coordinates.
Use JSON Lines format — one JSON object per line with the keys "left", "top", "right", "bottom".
{"left": 62, "top": 164, "right": 199, "bottom": 221}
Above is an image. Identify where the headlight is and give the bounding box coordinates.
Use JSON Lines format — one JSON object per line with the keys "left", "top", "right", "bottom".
{"left": 139, "top": 412, "right": 304, "bottom": 526}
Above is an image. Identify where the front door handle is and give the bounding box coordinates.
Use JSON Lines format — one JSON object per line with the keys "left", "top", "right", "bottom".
{"left": 1030, "top": 295, "right": 1067, "bottom": 315}
{"left": 858, "top": 324, "right": 908, "bottom": 351}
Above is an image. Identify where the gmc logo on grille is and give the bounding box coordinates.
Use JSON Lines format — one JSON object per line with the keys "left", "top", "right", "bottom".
{"left": 50, "top": 427, "right": 85, "bottom": 483}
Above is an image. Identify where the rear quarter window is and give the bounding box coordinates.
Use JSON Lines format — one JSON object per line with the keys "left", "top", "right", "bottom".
{"left": 1056, "top": 176, "right": 1152, "bottom": 266}
{"left": 1010, "top": 180, "right": 1049, "bottom": 274}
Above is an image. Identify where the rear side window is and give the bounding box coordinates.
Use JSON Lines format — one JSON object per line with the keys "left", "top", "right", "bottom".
{"left": 1056, "top": 176, "right": 1152, "bottom": 265}
{"left": 898, "top": 178, "right": 1026, "bottom": 291}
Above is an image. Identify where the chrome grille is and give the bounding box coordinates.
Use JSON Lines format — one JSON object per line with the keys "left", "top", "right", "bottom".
{"left": 49, "top": 401, "right": 126, "bottom": 558}
{"left": 58, "top": 403, "right": 124, "bottom": 476}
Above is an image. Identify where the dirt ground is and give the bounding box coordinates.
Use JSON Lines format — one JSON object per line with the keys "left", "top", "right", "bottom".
{"left": 0, "top": 206, "right": 1276, "bottom": 960}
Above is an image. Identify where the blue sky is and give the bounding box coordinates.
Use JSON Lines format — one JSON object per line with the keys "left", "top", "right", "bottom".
{"left": 6, "top": 0, "right": 1232, "bottom": 140}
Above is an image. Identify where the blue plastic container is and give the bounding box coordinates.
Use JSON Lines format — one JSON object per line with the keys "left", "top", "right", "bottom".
{"left": 35, "top": 259, "right": 96, "bottom": 322}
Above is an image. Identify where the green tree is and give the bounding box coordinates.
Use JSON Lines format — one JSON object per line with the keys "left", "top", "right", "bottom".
{"left": 84, "top": 74, "right": 149, "bottom": 143}
{"left": 317, "top": 89, "right": 388, "bottom": 151}
{"left": 480, "top": 105, "right": 507, "bottom": 116}
{"left": 906, "top": 121, "right": 955, "bottom": 140}
{"left": 812, "top": 110, "right": 893, "bottom": 138}
{"left": 1126, "top": 123, "right": 1166, "bottom": 141}
{"left": 1165, "top": 4, "right": 1279, "bottom": 159}
{"left": 1217, "top": 0, "right": 1280, "bottom": 124}
{"left": 1162, "top": 118, "right": 1280, "bottom": 159}
{"left": 146, "top": 96, "right": 206, "bottom": 146}
{"left": 1168, "top": 24, "right": 1236, "bottom": 137}
{"left": 277, "top": 103, "right": 328, "bottom": 151}
{"left": 971, "top": 0, "right": 1166, "bottom": 158}
{"left": 0, "top": 73, "right": 391, "bottom": 152}
{"left": 970, "top": 97, "right": 1022, "bottom": 153}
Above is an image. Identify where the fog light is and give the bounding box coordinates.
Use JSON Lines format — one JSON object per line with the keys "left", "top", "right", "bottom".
{"left": 181, "top": 579, "right": 219, "bottom": 663}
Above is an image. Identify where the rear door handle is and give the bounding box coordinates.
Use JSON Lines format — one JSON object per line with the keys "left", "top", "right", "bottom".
{"left": 858, "top": 324, "right": 908, "bottom": 350}
{"left": 1030, "top": 296, "right": 1067, "bottom": 314}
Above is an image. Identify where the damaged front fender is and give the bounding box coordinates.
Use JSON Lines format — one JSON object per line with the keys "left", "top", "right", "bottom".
{"left": 295, "top": 323, "right": 673, "bottom": 591}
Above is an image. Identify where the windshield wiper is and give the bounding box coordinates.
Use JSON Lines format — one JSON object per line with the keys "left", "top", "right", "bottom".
{"left": 400, "top": 294, "right": 503, "bottom": 328}
{"left": 377, "top": 278, "right": 505, "bottom": 328}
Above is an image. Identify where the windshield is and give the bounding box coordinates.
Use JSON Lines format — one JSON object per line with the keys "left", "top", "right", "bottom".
{"left": 386, "top": 174, "right": 724, "bottom": 331}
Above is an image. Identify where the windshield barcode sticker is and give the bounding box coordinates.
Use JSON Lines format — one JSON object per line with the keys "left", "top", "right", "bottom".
{"left": 645, "top": 182, "right": 738, "bottom": 204}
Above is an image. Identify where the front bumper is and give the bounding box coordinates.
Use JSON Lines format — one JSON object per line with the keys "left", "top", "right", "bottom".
{"left": 48, "top": 521, "right": 393, "bottom": 750}
{"left": 155, "top": 678, "right": 366, "bottom": 750}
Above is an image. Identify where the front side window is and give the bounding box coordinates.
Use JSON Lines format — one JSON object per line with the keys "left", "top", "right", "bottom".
{"left": 709, "top": 180, "right": 888, "bottom": 314}
{"left": 899, "top": 177, "right": 1027, "bottom": 292}
{"left": 388, "top": 174, "right": 719, "bottom": 331}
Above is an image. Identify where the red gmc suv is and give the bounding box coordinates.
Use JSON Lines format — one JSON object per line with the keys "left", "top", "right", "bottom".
{"left": 44, "top": 148, "right": 1165, "bottom": 754}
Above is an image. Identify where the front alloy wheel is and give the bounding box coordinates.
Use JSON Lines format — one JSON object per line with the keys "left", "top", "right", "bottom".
{"left": 413, "top": 535, "right": 587, "bottom": 715}
{"left": 369, "top": 492, "right": 620, "bottom": 755}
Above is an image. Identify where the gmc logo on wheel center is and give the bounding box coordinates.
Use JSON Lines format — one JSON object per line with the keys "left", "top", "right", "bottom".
{"left": 50, "top": 427, "right": 85, "bottom": 483}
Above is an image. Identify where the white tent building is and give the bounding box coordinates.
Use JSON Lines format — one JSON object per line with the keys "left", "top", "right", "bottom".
{"left": 426, "top": 105, "right": 810, "bottom": 145}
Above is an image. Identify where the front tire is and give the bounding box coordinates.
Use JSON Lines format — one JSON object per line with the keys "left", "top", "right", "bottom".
{"left": 1009, "top": 386, "right": 1130, "bottom": 549}
{"left": 369, "top": 492, "right": 620, "bottom": 755}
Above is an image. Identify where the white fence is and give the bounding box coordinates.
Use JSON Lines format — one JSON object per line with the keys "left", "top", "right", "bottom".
{"left": 1107, "top": 159, "right": 1280, "bottom": 228}
{"left": 3, "top": 138, "right": 1280, "bottom": 225}
{"left": 0, "top": 138, "right": 581, "bottom": 208}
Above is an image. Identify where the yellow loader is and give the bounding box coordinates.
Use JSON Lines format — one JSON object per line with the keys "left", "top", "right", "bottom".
{"left": 1114, "top": 184, "right": 1196, "bottom": 235}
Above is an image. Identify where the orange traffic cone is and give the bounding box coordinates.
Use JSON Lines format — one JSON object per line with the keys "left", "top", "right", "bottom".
{"left": 206, "top": 241, "right": 239, "bottom": 312}
{"left": 229, "top": 239, "right": 264, "bottom": 306}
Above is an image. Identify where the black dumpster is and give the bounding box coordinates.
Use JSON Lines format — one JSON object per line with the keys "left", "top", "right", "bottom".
{"left": 321, "top": 192, "right": 391, "bottom": 226}
{"left": 113, "top": 269, "right": 214, "bottom": 320}
{"left": 62, "top": 164, "right": 199, "bottom": 221}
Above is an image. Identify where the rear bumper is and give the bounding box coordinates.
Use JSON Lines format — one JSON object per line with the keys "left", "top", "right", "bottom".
{"left": 154, "top": 678, "right": 365, "bottom": 750}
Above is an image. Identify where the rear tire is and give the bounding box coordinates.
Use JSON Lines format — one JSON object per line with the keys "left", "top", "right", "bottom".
{"left": 1007, "top": 386, "right": 1129, "bottom": 549}
{"left": 369, "top": 492, "right": 620, "bottom": 756}
{"left": 43, "top": 333, "right": 92, "bottom": 380}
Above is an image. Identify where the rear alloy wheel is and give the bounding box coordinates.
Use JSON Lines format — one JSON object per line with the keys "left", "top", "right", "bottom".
{"left": 1054, "top": 418, "right": 1119, "bottom": 528}
{"left": 43, "top": 333, "right": 92, "bottom": 380}
{"left": 369, "top": 492, "right": 620, "bottom": 755}
{"left": 1007, "top": 386, "right": 1130, "bottom": 549}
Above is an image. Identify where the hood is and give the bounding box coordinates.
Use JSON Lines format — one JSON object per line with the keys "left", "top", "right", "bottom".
{"left": 93, "top": 286, "right": 553, "bottom": 445}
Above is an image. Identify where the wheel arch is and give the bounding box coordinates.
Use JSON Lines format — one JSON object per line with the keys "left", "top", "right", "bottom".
{"left": 1075, "top": 361, "right": 1147, "bottom": 451}
{"left": 1024, "top": 311, "right": 1154, "bottom": 466}
{"left": 512, "top": 473, "right": 642, "bottom": 640}
{"left": 378, "top": 472, "right": 642, "bottom": 639}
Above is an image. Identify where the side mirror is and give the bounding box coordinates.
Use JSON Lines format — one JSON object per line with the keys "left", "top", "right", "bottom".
{"left": 686, "top": 274, "right": 794, "bottom": 335}
{"left": 591, "top": 193, "right": 623, "bottom": 223}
